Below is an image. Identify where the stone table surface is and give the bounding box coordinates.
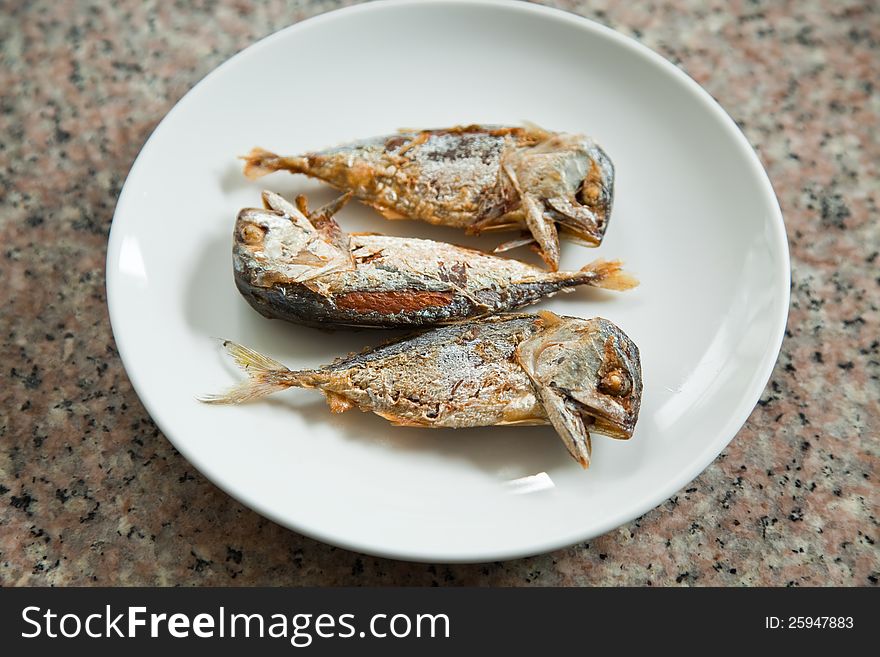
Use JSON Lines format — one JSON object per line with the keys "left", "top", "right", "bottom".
{"left": 1, "top": 0, "right": 877, "bottom": 586}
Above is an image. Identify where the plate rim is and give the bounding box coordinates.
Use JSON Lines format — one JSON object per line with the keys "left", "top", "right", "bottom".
{"left": 106, "top": 0, "right": 791, "bottom": 563}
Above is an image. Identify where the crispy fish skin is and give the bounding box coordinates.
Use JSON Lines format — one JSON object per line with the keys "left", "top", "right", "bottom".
{"left": 235, "top": 191, "right": 636, "bottom": 329}
{"left": 241, "top": 124, "right": 615, "bottom": 270}
{"left": 201, "top": 312, "right": 642, "bottom": 468}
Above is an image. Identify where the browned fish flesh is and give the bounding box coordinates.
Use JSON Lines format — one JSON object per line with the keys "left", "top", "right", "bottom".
{"left": 235, "top": 191, "right": 637, "bottom": 329}
{"left": 241, "top": 124, "right": 615, "bottom": 270}
{"left": 201, "top": 311, "right": 642, "bottom": 468}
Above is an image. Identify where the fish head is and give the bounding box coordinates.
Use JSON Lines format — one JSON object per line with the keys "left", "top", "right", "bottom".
{"left": 549, "top": 138, "right": 614, "bottom": 246}
{"left": 574, "top": 139, "right": 614, "bottom": 228}
{"left": 234, "top": 191, "right": 353, "bottom": 285}
{"left": 515, "top": 135, "right": 615, "bottom": 247}
{"left": 518, "top": 313, "right": 642, "bottom": 441}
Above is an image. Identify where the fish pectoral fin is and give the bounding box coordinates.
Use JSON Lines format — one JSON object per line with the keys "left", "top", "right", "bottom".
{"left": 502, "top": 164, "right": 559, "bottom": 270}
{"left": 324, "top": 391, "right": 354, "bottom": 413}
{"left": 538, "top": 386, "right": 592, "bottom": 469}
{"left": 522, "top": 194, "right": 560, "bottom": 271}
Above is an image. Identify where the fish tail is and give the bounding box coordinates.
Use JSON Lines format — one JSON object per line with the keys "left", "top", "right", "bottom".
{"left": 199, "top": 340, "right": 316, "bottom": 404}
{"left": 577, "top": 259, "right": 639, "bottom": 291}
{"left": 240, "top": 147, "right": 309, "bottom": 179}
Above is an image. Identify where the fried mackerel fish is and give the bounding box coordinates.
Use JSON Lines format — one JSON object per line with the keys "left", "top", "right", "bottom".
{"left": 241, "top": 124, "right": 615, "bottom": 270}
{"left": 201, "top": 311, "right": 642, "bottom": 468}
{"left": 235, "top": 191, "right": 636, "bottom": 329}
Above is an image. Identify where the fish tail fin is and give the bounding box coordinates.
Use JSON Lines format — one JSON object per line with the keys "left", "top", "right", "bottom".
{"left": 199, "top": 340, "right": 309, "bottom": 404}
{"left": 240, "top": 147, "right": 309, "bottom": 179}
{"left": 577, "top": 259, "right": 639, "bottom": 291}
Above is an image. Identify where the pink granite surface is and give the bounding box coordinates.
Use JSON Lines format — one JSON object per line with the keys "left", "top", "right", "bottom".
{"left": 0, "top": 0, "right": 877, "bottom": 586}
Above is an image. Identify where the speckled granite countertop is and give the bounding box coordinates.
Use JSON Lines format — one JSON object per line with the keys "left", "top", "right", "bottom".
{"left": 1, "top": 0, "right": 877, "bottom": 586}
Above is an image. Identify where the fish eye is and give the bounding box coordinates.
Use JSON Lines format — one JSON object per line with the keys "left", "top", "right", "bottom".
{"left": 239, "top": 223, "right": 266, "bottom": 245}
{"left": 577, "top": 174, "right": 603, "bottom": 207}
{"left": 598, "top": 368, "right": 631, "bottom": 397}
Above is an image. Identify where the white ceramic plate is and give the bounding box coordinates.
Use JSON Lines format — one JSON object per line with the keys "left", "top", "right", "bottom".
{"left": 107, "top": 0, "right": 789, "bottom": 562}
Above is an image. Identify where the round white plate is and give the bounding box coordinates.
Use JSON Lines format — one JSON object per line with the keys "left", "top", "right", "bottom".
{"left": 107, "top": 0, "right": 789, "bottom": 562}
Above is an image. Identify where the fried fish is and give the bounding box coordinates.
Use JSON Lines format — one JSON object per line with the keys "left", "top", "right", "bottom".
{"left": 234, "top": 191, "right": 636, "bottom": 329}
{"left": 241, "top": 124, "right": 615, "bottom": 270}
{"left": 201, "top": 312, "right": 642, "bottom": 468}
